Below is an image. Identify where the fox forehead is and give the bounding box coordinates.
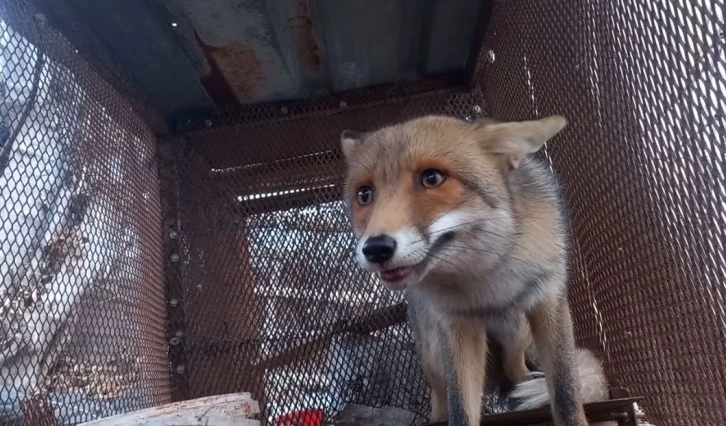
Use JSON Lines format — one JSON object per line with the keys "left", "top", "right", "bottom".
{"left": 342, "top": 116, "right": 509, "bottom": 235}
{"left": 344, "top": 116, "right": 485, "bottom": 186}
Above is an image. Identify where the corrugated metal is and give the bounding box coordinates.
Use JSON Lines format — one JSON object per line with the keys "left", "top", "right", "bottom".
{"left": 30, "top": 0, "right": 486, "bottom": 118}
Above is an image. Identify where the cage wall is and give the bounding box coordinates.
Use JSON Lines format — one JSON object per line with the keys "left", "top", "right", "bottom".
{"left": 0, "top": 0, "right": 724, "bottom": 425}
{"left": 166, "top": 1, "right": 726, "bottom": 426}
{"left": 478, "top": 1, "right": 726, "bottom": 424}
{"left": 163, "top": 89, "right": 486, "bottom": 425}
{"left": 0, "top": 2, "right": 170, "bottom": 425}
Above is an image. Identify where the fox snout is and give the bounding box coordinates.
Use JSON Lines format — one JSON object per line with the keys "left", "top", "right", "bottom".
{"left": 360, "top": 234, "right": 397, "bottom": 264}
{"left": 355, "top": 227, "right": 430, "bottom": 289}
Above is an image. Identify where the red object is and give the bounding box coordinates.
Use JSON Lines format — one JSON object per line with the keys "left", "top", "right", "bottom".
{"left": 276, "top": 408, "right": 324, "bottom": 426}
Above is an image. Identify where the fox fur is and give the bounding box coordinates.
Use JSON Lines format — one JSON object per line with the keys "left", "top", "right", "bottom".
{"left": 341, "top": 115, "right": 608, "bottom": 426}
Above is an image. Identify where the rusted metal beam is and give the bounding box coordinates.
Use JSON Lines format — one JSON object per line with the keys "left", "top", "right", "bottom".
{"left": 427, "top": 391, "right": 643, "bottom": 426}
{"left": 157, "top": 139, "right": 190, "bottom": 401}
{"left": 173, "top": 74, "right": 468, "bottom": 134}
{"left": 252, "top": 303, "right": 407, "bottom": 371}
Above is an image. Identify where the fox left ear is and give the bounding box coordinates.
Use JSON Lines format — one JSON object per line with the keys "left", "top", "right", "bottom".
{"left": 476, "top": 115, "right": 567, "bottom": 169}
{"left": 340, "top": 130, "right": 368, "bottom": 162}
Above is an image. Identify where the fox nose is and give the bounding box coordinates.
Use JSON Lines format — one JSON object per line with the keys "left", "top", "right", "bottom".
{"left": 362, "top": 235, "right": 397, "bottom": 264}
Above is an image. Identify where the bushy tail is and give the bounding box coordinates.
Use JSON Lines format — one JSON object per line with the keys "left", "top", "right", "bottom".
{"left": 509, "top": 348, "right": 608, "bottom": 411}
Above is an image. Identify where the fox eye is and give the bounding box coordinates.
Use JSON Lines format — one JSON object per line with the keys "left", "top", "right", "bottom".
{"left": 421, "top": 169, "right": 446, "bottom": 188}
{"left": 357, "top": 186, "right": 373, "bottom": 205}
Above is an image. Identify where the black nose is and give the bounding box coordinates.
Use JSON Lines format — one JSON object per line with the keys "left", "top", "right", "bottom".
{"left": 362, "top": 234, "right": 397, "bottom": 263}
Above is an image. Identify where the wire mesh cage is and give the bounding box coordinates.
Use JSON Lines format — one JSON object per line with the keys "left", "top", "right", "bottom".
{"left": 1, "top": 0, "right": 725, "bottom": 425}
{"left": 162, "top": 88, "right": 486, "bottom": 424}
{"left": 0, "top": 2, "right": 169, "bottom": 425}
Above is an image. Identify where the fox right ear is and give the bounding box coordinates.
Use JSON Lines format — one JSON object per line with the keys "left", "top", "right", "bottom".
{"left": 340, "top": 130, "right": 367, "bottom": 161}
{"left": 476, "top": 115, "right": 567, "bottom": 169}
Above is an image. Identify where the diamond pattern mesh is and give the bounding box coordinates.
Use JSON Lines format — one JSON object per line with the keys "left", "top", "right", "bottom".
{"left": 165, "top": 90, "right": 484, "bottom": 424}
{"left": 1, "top": 0, "right": 725, "bottom": 425}
{"left": 480, "top": 1, "right": 726, "bottom": 425}
{"left": 0, "top": 2, "right": 169, "bottom": 425}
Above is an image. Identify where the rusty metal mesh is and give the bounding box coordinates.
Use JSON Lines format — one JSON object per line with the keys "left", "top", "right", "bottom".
{"left": 479, "top": 1, "right": 726, "bottom": 425}
{"left": 1, "top": 0, "right": 725, "bottom": 425}
{"left": 0, "top": 1, "right": 170, "bottom": 425}
{"left": 164, "top": 89, "right": 485, "bottom": 425}
{"left": 166, "top": 1, "right": 725, "bottom": 426}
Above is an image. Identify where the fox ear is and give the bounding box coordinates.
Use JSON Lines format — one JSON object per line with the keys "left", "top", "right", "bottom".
{"left": 475, "top": 115, "right": 567, "bottom": 169}
{"left": 340, "top": 130, "right": 367, "bottom": 161}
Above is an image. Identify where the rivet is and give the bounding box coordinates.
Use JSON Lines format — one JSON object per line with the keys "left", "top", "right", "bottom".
{"left": 339, "top": 101, "right": 347, "bottom": 108}
{"left": 170, "top": 254, "right": 179, "bottom": 263}
{"left": 487, "top": 50, "right": 496, "bottom": 63}
{"left": 204, "top": 119, "right": 213, "bottom": 128}
{"left": 169, "top": 230, "right": 178, "bottom": 239}
{"left": 169, "top": 298, "right": 179, "bottom": 307}
{"left": 176, "top": 364, "right": 185, "bottom": 374}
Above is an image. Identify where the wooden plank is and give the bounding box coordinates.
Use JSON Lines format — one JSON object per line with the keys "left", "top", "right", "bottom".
{"left": 79, "top": 392, "right": 260, "bottom": 426}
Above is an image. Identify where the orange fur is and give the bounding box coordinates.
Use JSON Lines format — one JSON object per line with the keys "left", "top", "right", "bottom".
{"left": 342, "top": 115, "right": 606, "bottom": 426}
{"left": 350, "top": 158, "right": 466, "bottom": 238}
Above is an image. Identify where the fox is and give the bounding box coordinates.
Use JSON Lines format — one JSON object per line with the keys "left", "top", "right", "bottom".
{"left": 340, "top": 114, "right": 608, "bottom": 426}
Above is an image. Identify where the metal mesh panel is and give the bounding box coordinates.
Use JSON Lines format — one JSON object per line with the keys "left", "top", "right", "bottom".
{"left": 166, "top": 1, "right": 725, "bottom": 425}
{"left": 480, "top": 1, "right": 726, "bottom": 425}
{"left": 2, "top": 0, "right": 723, "bottom": 425}
{"left": 164, "top": 90, "right": 484, "bottom": 424}
{"left": 0, "top": 2, "right": 169, "bottom": 425}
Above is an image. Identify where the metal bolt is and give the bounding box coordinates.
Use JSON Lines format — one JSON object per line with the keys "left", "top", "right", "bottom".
{"left": 473, "top": 105, "right": 482, "bottom": 115}
{"left": 486, "top": 50, "right": 496, "bottom": 63}
{"left": 176, "top": 364, "right": 185, "bottom": 374}
{"left": 280, "top": 106, "right": 289, "bottom": 114}
{"left": 169, "top": 230, "right": 178, "bottom": 239}
{"left": 169, "top": 298, "right": 179, "bottom": 307}
{"left": 169, "top": 337, "right": 181, "bottom": 346}
{"left": 204, "top": 119, "right": 213, "bottom": 128}
{"left": 170, "top": 253, "right": 179, "bottom": 263}
{"left": 175, "top": 330, "right": 184, "bottom": 338}
{"left": 339, "top": 101, "right": 347, "bottom": 108}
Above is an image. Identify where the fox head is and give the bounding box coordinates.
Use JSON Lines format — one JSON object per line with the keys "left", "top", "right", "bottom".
{"left": 341, "top": 114, "right": 566, "bottom": 291}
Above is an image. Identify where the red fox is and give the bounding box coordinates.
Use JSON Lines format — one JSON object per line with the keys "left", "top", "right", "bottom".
{"left": 341, "top": 115, "right": 608, "bottom": 426}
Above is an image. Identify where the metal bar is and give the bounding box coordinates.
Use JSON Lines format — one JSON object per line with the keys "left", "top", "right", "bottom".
{"left": 157, "top": 139, "right": 190, "bottom": 401}
{"left": 252, "top": 303, "right": 407, "bottom": 371}
{"left": 173, "top": 75, "right": 468, "bottom": 134}
{"left": 426, "top": 396, "right": 643, "bottom": 426}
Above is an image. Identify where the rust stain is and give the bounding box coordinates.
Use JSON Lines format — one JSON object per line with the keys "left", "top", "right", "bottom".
{"left": 195, "top": 32, "right": 265, "bottom": 105}
{"left": 289, "top": 16, "right": 322, "bottom": 74}
{"left": 206, "top": 43, "right": 266, "bottom": 101}
{"left": 194, "top": 32, "right": 237, "bottom": 106}
{"left": 289, "top": 0, "right": 324, "bottom": 82}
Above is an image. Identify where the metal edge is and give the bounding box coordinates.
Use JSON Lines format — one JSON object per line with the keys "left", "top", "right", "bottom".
{"left": 157, "top": 139, "right": 190, "bottom": 401}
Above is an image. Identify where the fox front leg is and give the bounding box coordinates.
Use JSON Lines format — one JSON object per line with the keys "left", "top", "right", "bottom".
{"left": 441, "top": 318, "right": 488, "bottom": 426}
{"left": 527, "top": 295, "right": 588, "bottom": 426}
